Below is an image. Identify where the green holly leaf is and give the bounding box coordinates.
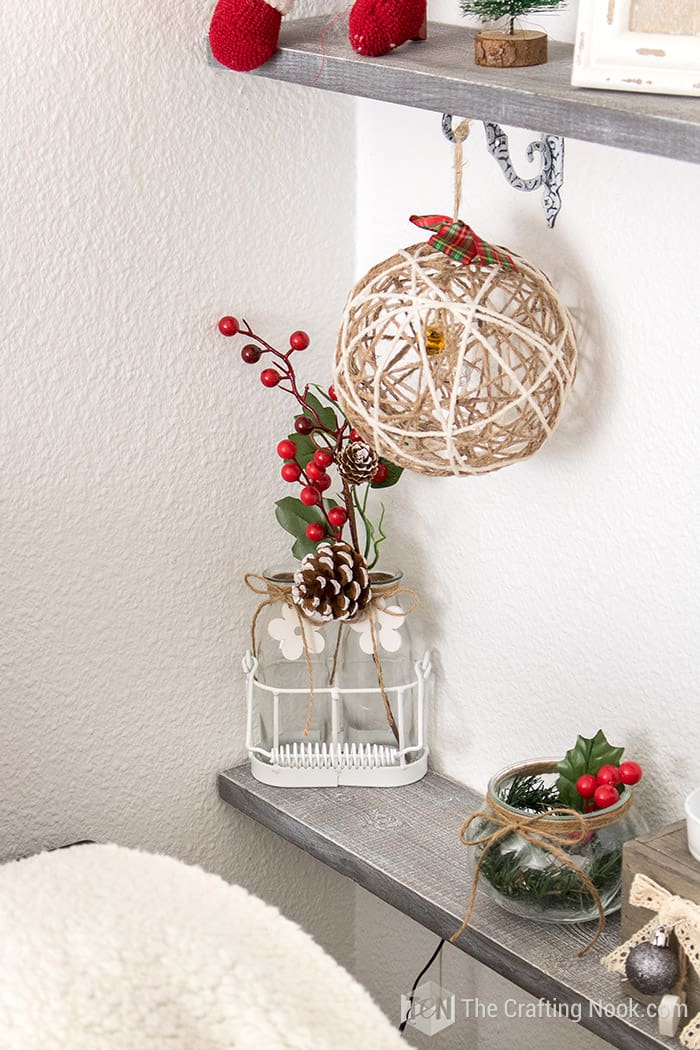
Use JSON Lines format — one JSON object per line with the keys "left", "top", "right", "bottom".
{"left": 275, "top": 497, "right": 325, "bottom": 561}
{"left": 286, "top": 431, "right": 316, "bottom": 469}
{"left": 556, "top": 730, "right": 625, "bottom": 810}
{"left": 298, "top": 391, "right": 338, "bottom": 433}
{"left": 371, "top": 457, "right": 404, "bottom": 489}
{"left": 291, "top": 534, "right": 317, "bottom": 561}
{"left": 310, "top": 384, "right": 348, "bottom": 425}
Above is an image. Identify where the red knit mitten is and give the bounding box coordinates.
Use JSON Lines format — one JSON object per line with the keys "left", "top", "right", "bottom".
{"left": 209, "top": 0, "right": 293, "bottom": 72}
{"left": 348, "top": 0, "right": 426, "bottom": 57}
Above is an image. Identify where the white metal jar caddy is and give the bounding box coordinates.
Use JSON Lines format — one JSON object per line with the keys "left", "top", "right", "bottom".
{"left": 244, "top": 568, "right": 431, "bottom": 787}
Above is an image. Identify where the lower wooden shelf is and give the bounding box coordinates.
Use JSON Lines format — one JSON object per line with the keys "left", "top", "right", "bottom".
{"left": 219, "top": 764, "right": 676, "bottom": 1049}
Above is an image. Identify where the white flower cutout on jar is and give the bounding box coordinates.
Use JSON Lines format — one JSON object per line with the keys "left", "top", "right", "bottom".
{"left": 349, "top": 605, "right": 404, "bottom": 654}
{"left": 267, "top": 604, "right": 326, "bottom": 660}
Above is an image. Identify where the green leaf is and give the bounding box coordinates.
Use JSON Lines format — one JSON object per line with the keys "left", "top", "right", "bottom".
{"left": 298, "top": 391, "right": 338, "bottom": 432}
{"left": 291, "top": 534, "right": 318, "bottom": 561}
{"left": 286, "top": 431, "right": 316, "bottom": 469}
{"left": 556, "top": 730, "right": 625, "bottom": 811}
{"left": 275, "top": 496, "right": 325, "bottom": 561}
{"left": 371, "top": 457, "right": 404, "bottom": 489}
{"left": 275, "top": 496, "right": 341, "bottom": 561}
{"left": 310, "top": 384, "right": 348, "bottom": 427}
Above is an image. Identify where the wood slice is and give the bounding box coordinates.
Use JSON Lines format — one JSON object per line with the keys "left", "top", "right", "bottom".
{"left": 474, "top": 29, "right": 548, "bottom": 68}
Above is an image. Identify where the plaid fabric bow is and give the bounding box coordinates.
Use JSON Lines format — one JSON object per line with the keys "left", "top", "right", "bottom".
{"left": 410, "top": 214, "right": 517, "bottom": 271}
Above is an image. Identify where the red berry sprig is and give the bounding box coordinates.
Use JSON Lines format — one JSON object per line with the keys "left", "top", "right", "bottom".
{"left": 217, "top": 315, "right": 397, "bottom": 559}
{"left": 575, "top": 761, "right": 643, "bottom": 810}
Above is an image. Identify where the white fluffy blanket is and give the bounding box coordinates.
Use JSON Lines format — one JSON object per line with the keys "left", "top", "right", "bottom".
{"left": 0, "top": 843, "right": 404, "bottom": 1050}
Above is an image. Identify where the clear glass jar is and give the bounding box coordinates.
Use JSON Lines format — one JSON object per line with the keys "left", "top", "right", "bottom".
{"left": 253, "top": 567, "right": 330, "bottom": 749}
{"left": 246, "top": 566, "right": 430, "bottom": 786}
{"left": 471, "top": 760, "right": 649, "bottom": 924}
{"left": 336, "top": 570, "right": 417, "bottom": 749}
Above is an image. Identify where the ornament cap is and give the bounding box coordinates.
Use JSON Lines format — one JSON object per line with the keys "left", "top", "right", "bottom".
{"left": 652, "top": 925, "right": 672, "bottom": 948}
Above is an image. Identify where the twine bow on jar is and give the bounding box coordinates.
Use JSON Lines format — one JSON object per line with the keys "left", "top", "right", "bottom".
{"left": 451, "top": 767, "right": 635, "bottom": 956}
{"left": 602, "top": 873, "right": 700, "bottom": 1048}
{"left": 244, "top": 572, "right": 418, "bottom": 742}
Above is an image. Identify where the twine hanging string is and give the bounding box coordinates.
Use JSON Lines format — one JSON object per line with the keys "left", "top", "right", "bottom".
{"left": 450, "top": 762, "right": 635, "bottom": 956}
{"left": 450, "top": 118, "right": 472, "bottom": 221}
{"left": 602, "top": 873, "right": 700, "bottom": 1049}
{"left": 245, "top": 574, "right": 418, "bottom": 743}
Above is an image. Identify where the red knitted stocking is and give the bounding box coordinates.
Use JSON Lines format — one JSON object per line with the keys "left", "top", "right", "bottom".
{"left": 209, "top": 0, "right": 292, "bottom": 72}
{"left": 348, "top": 0, "right": 426, "bottom": 57}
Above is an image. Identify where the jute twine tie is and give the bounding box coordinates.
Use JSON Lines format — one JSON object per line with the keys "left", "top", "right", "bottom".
{"left": 450, "top": 118, "right": 471, "bottom": 220}
{"left": 450, "top": 762, "right": 634, "bottom": 956}
{"left": 603, "top": 873, "right": 700, "bottom": 1049}
{"left": 245, "top": 574, "right": 418, "bottom": 742}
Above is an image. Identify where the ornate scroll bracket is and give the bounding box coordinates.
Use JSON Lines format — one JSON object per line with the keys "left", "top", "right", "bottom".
{"left": 442, "top": 115, "right": 565, "bottom": 228}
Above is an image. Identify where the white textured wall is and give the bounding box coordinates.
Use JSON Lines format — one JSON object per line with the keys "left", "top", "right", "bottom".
{"left": 351, "top": 5, "right": 700, "bottom": 1046}
{"left": 0, "top": 0, "right": 357, "bottom": 959}
{"left": 2, "top": 0, "right": 699, "bottom": 1045}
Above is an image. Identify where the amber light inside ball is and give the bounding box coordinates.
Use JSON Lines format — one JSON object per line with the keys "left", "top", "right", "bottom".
{"left": 334, "top": 242, "right": 577, "bottom": 477}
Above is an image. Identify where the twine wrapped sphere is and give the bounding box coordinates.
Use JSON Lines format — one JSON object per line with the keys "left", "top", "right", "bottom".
{"left": 334, "top": 241, "right": 577, "bottom": 477}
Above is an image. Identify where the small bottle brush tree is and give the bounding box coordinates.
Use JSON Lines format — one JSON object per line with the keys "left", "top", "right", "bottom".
{"left": 461, "top": 0, "right": 566, "bottom": 66}
{"left": 461, "top": 0, "right": 564, "bottom": 34}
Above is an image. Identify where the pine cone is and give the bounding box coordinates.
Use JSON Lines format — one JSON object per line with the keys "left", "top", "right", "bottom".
{"left": 337, "top": 442, "right": 379, "bottom": 485}
{"left": 292, "top": 541, "right": 371, "bottom": 623}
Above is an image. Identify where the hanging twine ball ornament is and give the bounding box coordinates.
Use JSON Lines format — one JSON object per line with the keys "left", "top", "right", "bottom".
{"left": 334, "top": 214, "right": 577, "bottom": 477}
{"left": 292, "top": 541, "right": 371, "bottom": 623}
{"left": 624, "top": 927, "right": 681, "bottom": 996}
{"left": 337, "top": 441, "right": 379, "bottom": 485}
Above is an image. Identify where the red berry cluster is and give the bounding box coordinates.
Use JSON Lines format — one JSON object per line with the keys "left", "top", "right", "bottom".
{"left": 277, "top": 440, "right": 348, "bottom": 541}
{"left": 219, "top": 316, "right": 311, "bottom": 387}
{"left": 576, "top": 761, "right": 643, "bottom": 810}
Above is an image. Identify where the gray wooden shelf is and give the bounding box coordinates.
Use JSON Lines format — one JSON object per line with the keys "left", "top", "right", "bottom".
{"left": 210, "top": 18, "right": 700, "bottom": 165}
{"left": 219, "top": 764, "right": 677, "bottom": 1050}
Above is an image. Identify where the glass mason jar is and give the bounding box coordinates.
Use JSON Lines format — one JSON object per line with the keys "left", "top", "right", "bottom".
{"left": 253, "top": 567, "right": 330, "bottom": 750}
{"left": 335, "top": 570, "right": 417, "bottom": 750}
{"left": 471, "top": 760, "right": 649, "bottom": 924}
{"left": 246, "top": 566, "right": 429, "bottom": 786}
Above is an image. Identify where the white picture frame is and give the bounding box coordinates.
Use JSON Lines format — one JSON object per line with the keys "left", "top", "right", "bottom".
{"left": 572, "top": 0, "right": 700, "bottom": 97}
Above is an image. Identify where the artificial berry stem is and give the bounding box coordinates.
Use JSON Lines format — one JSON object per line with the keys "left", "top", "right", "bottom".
{"left": 342, "top": 477, "right": 361, "bottom": 554}
{"left": 222, "top": 315, "right": 388, "bottom": 559}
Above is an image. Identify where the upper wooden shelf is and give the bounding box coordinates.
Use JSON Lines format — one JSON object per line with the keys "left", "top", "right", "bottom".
{"left": 210, "top": 18, "right": 700, "bottom": 165}
{"left": 219, "top": 764, "right": 677, "bottom": 1050}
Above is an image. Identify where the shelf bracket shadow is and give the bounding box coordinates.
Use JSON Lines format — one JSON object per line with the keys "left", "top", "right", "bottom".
{"left": 442, "top": 115, "right": 565, "bottom": 228}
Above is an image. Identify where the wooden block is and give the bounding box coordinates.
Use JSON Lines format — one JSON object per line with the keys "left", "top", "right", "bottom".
{"left": 474, "top": 29, "right": 547, "bottom": 68}
{"left": 621, "top": 821, "right": 700, "bottom": 1016}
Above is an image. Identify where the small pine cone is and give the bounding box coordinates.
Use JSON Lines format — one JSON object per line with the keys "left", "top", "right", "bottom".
{"left": 337, "top": 442, "right": 379, "bottom": 485}
{"left": 292, "top": 541, "right": 372, "bottom": 623}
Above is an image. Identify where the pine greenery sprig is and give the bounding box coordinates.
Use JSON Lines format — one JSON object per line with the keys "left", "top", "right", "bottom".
{"left": 500, "top": 774, "right": 560, "bottom": 813}
{"left": 479, "top": 845, "right": 622, "bottom": 911}
{"left": 460, "top": 0, "right": 565, "bottom": 33}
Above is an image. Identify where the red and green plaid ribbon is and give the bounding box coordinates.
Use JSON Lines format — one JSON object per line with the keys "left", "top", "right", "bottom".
{"left": 410, "top": 214, "right": 517, "bottom": 271}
